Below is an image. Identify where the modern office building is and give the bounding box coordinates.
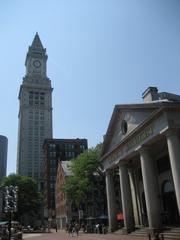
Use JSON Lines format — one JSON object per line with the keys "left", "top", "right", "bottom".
{"left": 43, "top": 138, "right": 88, "bottom": 220}
{"left": 101, "top": 87, "right": 180, "bottom": 234}
{"left": 0, "top": 135, "right": 8, "bottom": 181}
{"left": 17, "top": 33, "right": 53, "bottom": 190}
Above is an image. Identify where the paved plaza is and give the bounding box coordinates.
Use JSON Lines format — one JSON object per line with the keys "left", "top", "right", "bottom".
{"left": 23, "top": 229, "right": 147, "bottom": 240}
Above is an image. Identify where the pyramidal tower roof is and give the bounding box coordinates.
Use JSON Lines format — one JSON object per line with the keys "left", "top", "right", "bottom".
{"left": 25, "top": 32, "right": 47, "bottom": 65}
{"left": 31, "top": 32, "right": 44, "bottom": 50}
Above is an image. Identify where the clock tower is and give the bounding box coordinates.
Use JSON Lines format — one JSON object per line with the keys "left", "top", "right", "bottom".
{"left": 17, "top": 33, "right": 53, "bottom": 190}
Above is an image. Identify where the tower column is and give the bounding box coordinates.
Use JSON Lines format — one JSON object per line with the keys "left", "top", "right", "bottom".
{"left": 119, "top": 165, "right": 135, "bottom": 233}
{"left": 128, "top": 168, "right": 141, "bottom": 226}
{"left": 139, "top": 147, "right": 161, "bottom": 231}
{"left": 105, "top": 170, "right": 118, "bottom": 231}
{"left": 166, "top": 131, "right": 180, "bottom": 215}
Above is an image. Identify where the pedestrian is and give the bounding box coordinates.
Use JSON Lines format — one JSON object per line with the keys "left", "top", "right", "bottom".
{"left": 102, "top": 224, "right": 107, "bottom": 234}
{"left": 95, "top": 223, "right": 99, "bottom": 233}
{"left": 55, "top": 223, "right": 57, "bottom": 232}
{"left": 99, "top": 223, "right": 103, "bottom": 234}
{"left": 65, "top": 222, "right": 69, "bottom": 233}
{"left": 47, "top": 224, "right": 50, "bottom": 233}
{"left": 81, "top": 222, "right": 86, "bottom": 233}
{"left": 75, "top": 223, "right": 80, "bottom": 236}
{"left": 68, "top": 222, "right": 75, "bottom": 237}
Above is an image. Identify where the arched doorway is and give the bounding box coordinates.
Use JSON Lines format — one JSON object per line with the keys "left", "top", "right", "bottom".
{"left": 162, "top": 180, "right": 179, "bottom": 225}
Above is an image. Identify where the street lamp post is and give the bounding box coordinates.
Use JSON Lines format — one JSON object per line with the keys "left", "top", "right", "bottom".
{"left": 4, "top": 185, "right": 18, "bottom": 240}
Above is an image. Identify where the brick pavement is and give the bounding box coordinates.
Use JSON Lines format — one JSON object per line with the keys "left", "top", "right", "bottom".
{"left": 23, "top": 229, "right": 148, "bottom": 240}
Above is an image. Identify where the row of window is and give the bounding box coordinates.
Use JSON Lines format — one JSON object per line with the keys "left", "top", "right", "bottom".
{"left": 29, "top": 91, "right": 45, "bottom": 98}
{"left": 50, "top": 167, "right": 56, "bottom": 173}
{"left": 48, "top": 151, "right": 75, "bottom": 159}
{"left": 29, "top": 115, "right": 45, "bottom": 120}
{"left": 65, "top": 151, "right": 75, "bottom": 158}
{"left": 50, "top": 159, "right": 56, "bottom": 165}
{"left": 64, "top": 144, "right": 75, "bottom": 149}
{"left": 27, "top": 143, "right": 44, "bottom": 148}
{"left": 49, "top": 152, "right": 56, "bottom": 157}
{"left": 29, "top": 91, "right": 45, "bottom": 106}
{"left": 49, "top": 144, "right": 56, "bottom": 149}
{"left": 29, "top": 126, "right": 45, "bottom": 130}
{"left": 50, "top": 176, "right": 56, "bottom": 181}
{"left": 29, "top": 111, "right": 44, "bottom": 116}
{"left": 28, "top": 120, "right": 45, "bottom": 126}
{"left": 48, "top": 143, "right": 86, "bottom": 150}
{"left": 28, "top": 172, "right": 39, "bottom": 178}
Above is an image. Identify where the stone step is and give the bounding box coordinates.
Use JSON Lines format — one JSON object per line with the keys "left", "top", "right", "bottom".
{"left": 115, "top": 227, "right": 180, "bottom": 239}
{"left": 162, "top": 227, "right": 180, "bottom": 240}
{"left": 130, "top": 229, "right": 148, "bottom": 237}
{"left": 131, "top": 227, "right": 180, "bottom": 239}
{"left": 162, "top": 232, "right": 180, "bottom": 239}
{"left": 169, "top": 229, "right": 180, "bottom": 233}
{"left": 163, "top": 236, "right": 180, "bottom": 240}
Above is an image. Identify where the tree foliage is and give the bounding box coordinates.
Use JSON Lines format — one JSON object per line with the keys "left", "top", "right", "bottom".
{"left": 1, "top": 174, "right": 42, "bottom": 220}
{"left": 62, "top": 143, "right": 103, "bottom": 206}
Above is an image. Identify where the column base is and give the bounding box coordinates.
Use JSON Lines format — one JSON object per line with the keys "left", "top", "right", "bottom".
{"left": 108, "top": 225, "right": 119, "bottom": 233}
{"left": 121, "top": 227, "right": 135, "bottom": 234}
{"left": 146, "top": 228, "right": 161, "bottom": 237}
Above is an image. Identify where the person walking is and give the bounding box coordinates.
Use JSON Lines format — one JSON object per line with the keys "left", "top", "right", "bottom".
{"left": 75, "top": 223, "right": 80, "bottom": 236}
{"left": 55, "top": 223, "right": 57, "bottom": 232}
{"left": 68, "top": 222, "right": 75, "bottom": 237}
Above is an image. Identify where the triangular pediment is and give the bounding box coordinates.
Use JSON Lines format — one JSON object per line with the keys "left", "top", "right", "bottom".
{"left": 102, "top": 103, "right": 159, "bottom": 155}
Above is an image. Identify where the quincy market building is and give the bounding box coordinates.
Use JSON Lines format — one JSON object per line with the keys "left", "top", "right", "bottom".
{"left": 101, "top": 87, "right": 180, "bottom": 234}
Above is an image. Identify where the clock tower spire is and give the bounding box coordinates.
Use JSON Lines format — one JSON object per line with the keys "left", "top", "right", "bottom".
{"left": 25, "top": 33, "right": 47, "bottom": 78}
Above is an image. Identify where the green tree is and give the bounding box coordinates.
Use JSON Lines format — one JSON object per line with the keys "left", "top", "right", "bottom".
{"left": 1, "top": 174, "right": 42, "bottom": 222}
{"left": 62, "top": 143, "right": 105, "bottom": 209}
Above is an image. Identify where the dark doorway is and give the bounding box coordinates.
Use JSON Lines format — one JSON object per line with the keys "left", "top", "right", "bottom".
{"left": 162, "top": 180, "right": 179, "bottom": 225}
{"left": 142, "top": 192, "right": 148, "bottom": 226}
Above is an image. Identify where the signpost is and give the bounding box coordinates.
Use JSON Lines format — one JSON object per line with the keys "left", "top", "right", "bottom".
{"left": 4, "top": 186, "right": 18, "bottom": 240}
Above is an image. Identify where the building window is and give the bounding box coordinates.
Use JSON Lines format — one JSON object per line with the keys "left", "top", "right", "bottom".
{"left": 80, "top": 145, "right": 86, "bottom": 150}
{"left": 121, "top": 120, "right": 128, "bottom": 135}
{"left": 50, "top": 176, "right": 56, "bottom": 181}
{"left": 49, "top": 144, "right": 56, "bottom": 150}
{"left": 50, "top": 167, "right": 56, "bottom": 173}
{"left": 50, "top": 159, "right": 56, "bottom": 165}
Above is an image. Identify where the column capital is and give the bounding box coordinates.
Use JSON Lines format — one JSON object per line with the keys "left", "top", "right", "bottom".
{"left": 128, "top": 167, "right": 134, "bottom": 176}
{"left": 138, "top": 146, "right": 150, "bottom": 155}
{"left": 119, "top": 164, "right": 127, "bottom": 170}
{"left": 166, "top": 129, "right": 179, "bottom": 138}
{"left": 105, "top": 169, "right": 113, "bottom": 176}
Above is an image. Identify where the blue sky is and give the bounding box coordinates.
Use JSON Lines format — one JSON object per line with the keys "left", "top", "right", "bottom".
{"left": 0, "top": 0, "right": 180, "bottom": 175}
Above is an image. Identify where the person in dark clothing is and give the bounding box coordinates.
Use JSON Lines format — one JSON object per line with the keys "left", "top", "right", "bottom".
{"left": 75, "top": 223, "right": 80, "bottom": 236}
{"left": 55, "top": 223, "right": 57, "bottom": 232}
{"left": 98, "top": 223, "right": 103, "bottom": 234}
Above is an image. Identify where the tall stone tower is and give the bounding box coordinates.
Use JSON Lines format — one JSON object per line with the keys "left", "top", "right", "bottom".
{"left": 17, "top": 33, "right": 53, "bottom": 190}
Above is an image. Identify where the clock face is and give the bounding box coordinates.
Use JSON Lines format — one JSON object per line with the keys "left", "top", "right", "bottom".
{"left": 33, "top": 60, "right": 41, "bottom": 68}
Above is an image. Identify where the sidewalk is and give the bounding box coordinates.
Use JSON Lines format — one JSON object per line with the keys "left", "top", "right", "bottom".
{"left": 23, "top": 229, "right": 148, "bottom": 240}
